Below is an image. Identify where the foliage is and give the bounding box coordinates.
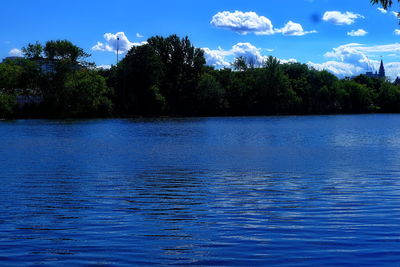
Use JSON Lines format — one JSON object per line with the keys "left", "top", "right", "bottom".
{"left": 4, "top": 35, "right": 400, "bottom": 119}
{"left": 22, "top": 42, "right": 43, "bottom": 59}
{"left": 44, "top": 40, "right": 89, "bottom": 62}
{"left": 116, "top": 44, "right": 165, "bottom": 116}
{"left": 371, "top": 0, "right": 395, "bottom": 9}
{"left": 194, "top": 73, "right": 225, "bottom": 115}
{"left": 146, "top": 34, "right": 206, "bottom": 114}
{"left": 232, "top": 57, "right": 248, "bottom": 71}
{"left": 378, "top": 82, "right": 400, "bottom": 112}
{"left": 60, "top": 70, "right": 113, "bottom": 117}
{"left": 0, "top": 62, "right": 23, "bottom": 92}
{"left": 0, "top": 93, "right": 16, "bottom": 119}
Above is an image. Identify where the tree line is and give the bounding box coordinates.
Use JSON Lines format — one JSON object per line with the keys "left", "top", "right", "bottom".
{"left": 1, "top": 35, "right": 400, "bottom": 119}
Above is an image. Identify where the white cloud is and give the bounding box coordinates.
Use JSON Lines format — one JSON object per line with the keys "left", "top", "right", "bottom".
{"left": 203, "top": 42, "right": 267, "bottom": 68}
{"left": 231, "top": 42, "right": 267, "bottom": 64}
{"left": 392, "top": 11, "right": 399, "bottom": 17}
{"left": 277, "top": 21, "right": 317, "bottom": 36}
{"left": 203, "top": 42, "right": 296, "bottom": 68}
{"left": 322, "top": 11, "right": 364, "bottom": 25}
{"left": 385, "top": 62, "right": 400, "bottom": 79}
{"left": 204, "top": 41, "right": 400, "bottom": 79}
{"left": 378, "top": 8, "right": 387, "bottom": 14}
{"left": 395, "top": 29, "right": 400, "bottom": 35}
{"left": 202, "top": 47, "right": 231, "bottom": 68}
{"left": 308, "top": 43, "right": 400, "bottom": 79}
{"left": 211, "top": 11, "right": 274, "bottom": 35}
{"left": 210, "top": 11, "right": 316, "bottom": 37}
{"left": 281, "top": 58, "right": 298, "bottom": 64}
{"left": 8, "top": 48, "right": 23, "bottom": 57}
{"left": 97, "top": 64, "right": 111, "bottom": 69}
{"left": 136, "top": 33, "right": 144, "bottom": 38}
{"left": 347, "top": 29, "right": 368, "bottom": 37}
{"left": 92, "top": 32, "right": 146, "bottom": 54}
{"left": 308, "top": 61, "right": 363, "bottom": 77}
{"left": 324, "top": 43, "right": 370, "bottom": 69}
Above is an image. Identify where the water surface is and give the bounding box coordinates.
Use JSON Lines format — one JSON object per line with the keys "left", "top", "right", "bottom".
{"left": 1, "top": 115, "right": 400, "bottom": 266}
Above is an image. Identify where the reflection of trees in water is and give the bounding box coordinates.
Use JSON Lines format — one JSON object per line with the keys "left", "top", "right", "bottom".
{"left": 127, "top": 168, "right": 208, "bottom": 222}
{"left": 124, "top": 168, "right": 314, "bottom": 263}
{"left": 122, "top": 167, "right": 211, "bottom": 262}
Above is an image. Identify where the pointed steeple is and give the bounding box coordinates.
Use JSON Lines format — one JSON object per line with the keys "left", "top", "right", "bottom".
{"left": 379, "top": 59, "right": 385, "bottom": 78}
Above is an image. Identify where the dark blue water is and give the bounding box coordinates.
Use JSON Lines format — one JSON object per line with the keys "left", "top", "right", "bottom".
{"left": 1, "top": 115, "right": 400, "bottom": 266}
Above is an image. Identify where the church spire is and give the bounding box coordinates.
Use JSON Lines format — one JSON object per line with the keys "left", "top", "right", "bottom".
{"left": 379, "top": 59, "right": 385, "bottom": 78}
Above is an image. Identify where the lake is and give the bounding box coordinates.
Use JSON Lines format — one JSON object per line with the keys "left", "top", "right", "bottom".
{"left": 1, "top": 115, "right": 400, "bottom": 266}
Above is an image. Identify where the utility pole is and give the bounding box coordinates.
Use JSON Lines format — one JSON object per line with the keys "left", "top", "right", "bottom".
{"left": 117, "top": 37, "right": 120, "bottom": 65}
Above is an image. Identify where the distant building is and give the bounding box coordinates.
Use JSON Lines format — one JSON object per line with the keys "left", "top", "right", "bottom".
{"left": 2, "top": 56, "right": 58, "bottom": 75}
{"left": 365, "top": 60, "right": 386, "bottom": 79}
{"left": 2, "top": 56, "right": 24, "bottom": 64}
{"left": 1, "top": 56, "right": 44, "bottom": 109}
{"left": 16, "top": 95, "right": 43, "bottom": 109}
{"left": 35, "top": 59, "right": 57, "bottom": 74}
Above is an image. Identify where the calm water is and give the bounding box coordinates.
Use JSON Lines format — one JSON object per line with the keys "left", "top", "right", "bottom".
{"left": 1, "top": 115, "right": 400, "bottom": 266}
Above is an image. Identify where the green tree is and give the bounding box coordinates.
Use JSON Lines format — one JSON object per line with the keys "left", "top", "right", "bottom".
{"left": 44, "top": 40, "right": 89, "bottom": 63}
{"left": 56, "top": 70, "right": 113, "bottom": 117}
{"left": 116, "top": 44, "right": 165, "bottom": 116}
{"left": 232, "top": 56, "right": 248, "bottom": 71}
{"left": 308, "top": 70, "right": 340, "bottom": 113}
{"left": 259, "top": 56, "right": 298, "bottom": 114}
{"left": 22, "top": 42, "right": 43, "bottom": 59}
{"left": 194, "top": 73, "right": 225, "bottom": 115}
{"left": 340, "top": 80, "right": 375, "bottom": 113}
{"left": 147, "top": 35, "right": 206, "bottom": 114}
{"left": 0, "top": 93, "right": 16, "bottom": 119}
{"left": 371, "top": 0, "right": 395, "bottom": 9}
{"left": 378, "top": 82, "right": 400, "bottom": 112}
{"left": 0, "top": 62, "right": 23, "bottom": 92}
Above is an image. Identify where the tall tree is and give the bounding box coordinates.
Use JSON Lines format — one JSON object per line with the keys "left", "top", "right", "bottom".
{"left": 232, "top": 57, "right": 248, "bottom": 71}
{"left": 116, "top": 44, "right": 165, "bottom": 115}
{"left": 22, "top": 42, "right": 43, "bottom": 59}
{"left": 371, "top": 0, "right": 395, "bottom": 9}
{"left": 44, "top": 40, "right": 89, "bottom": 63}
{"left": 147, "top": 34, "right": 206, "bottom": 114}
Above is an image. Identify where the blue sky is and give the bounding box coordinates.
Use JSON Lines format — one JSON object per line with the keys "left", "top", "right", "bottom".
{"left": 2, "top": 0, "right": 400, "bottom": 78}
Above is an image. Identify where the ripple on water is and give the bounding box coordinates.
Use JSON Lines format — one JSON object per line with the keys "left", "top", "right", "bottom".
{"left": 1, "top": 115, "right": 400, "bottom": 265}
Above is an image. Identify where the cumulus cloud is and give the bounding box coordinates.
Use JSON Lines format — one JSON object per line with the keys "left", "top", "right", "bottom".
{"left": 324, "top": 43, "right": 370, "bottom": 67}
{"left": 203, "top": 42, "right": 267, "bottom": 68}
{"left": 308, "top": 43, "right": 400, "bottom": 79}
{"left": 280, "top": 58, "right": 298, "bottom": 64}
{"left": 392, "top": 11, "right": 399, "bottom": 17}
{"left": 136, "top": 33, "right": 144, "bottom": 38}
{"left": 378, "top": 8, "right": 387, "bottom": 14}
{"left": 385, "top": 62, "right": 400, "bottom": 79}
{"left": 202, "top": 42, "right": 295, "bottom": 68}
{"left": 202, "top": 47, "right": 231, "bottom": 68}
{"left": 308, "top": 61, "right": 364, "bottom": 77}
{"left": 8, "top": 48, "right": 23, "bottom": 57}
{"left": 395, "top": 29, "right": 400, "bottom": 35}
{"left": 92, "top": 32, "right": 146, "bottom": 54}
{"left": 347, "top": 29, "right": 368, "bottom": 37}
{"left": 277, "top": 21, "right": 317, "bottom": 36}
{"left": 204, "top": 41, "right": 400, "bottom": 79}
{"left": 231, "top": 42, "right": 267, "bottom": 64}
{"left": 322, "top": 11, "right": 364, "bottom": 25}
{"left": 211, "top": 11, "right": 274, "bottom": 35}
{"left": 97, "top": 64, "right": 111, "bottom": 69}
{"left": 210, "top": 11, "right": 316, "bottom": 37}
